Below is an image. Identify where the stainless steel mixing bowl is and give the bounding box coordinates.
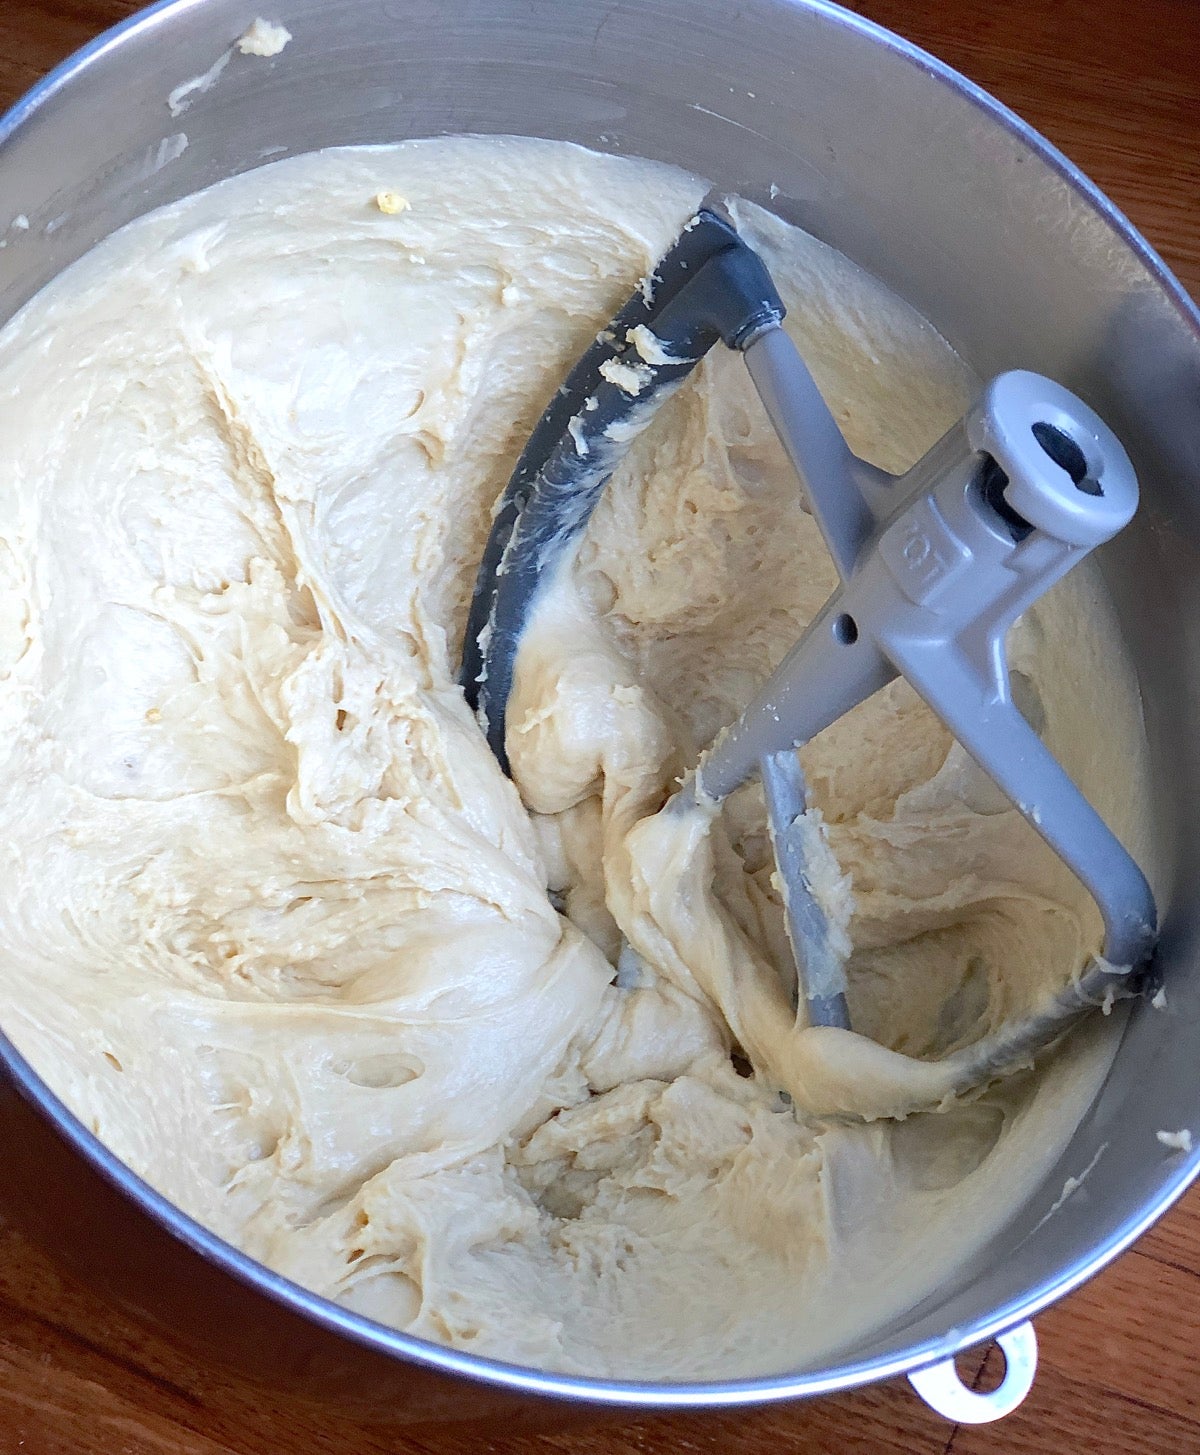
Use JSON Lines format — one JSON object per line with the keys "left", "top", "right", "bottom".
{"left": 1, "top": 0, "right": 1198, "bottom": 1428}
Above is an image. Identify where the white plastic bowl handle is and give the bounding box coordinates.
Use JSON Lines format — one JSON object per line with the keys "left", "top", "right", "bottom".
{"left": 908, "top": 1321, "right": 1038, "bottom": 1423}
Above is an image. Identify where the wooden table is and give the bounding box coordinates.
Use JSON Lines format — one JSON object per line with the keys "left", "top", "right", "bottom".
{"left": 0, "top": 2, "right": 1197, "bottom": 1451}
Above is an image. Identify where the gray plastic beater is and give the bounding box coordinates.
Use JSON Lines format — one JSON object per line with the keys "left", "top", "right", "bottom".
{"left": 462, "top": 206, "right": 1157, "bottom": 1092}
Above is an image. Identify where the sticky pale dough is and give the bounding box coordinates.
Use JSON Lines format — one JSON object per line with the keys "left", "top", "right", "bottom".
{"left": 0, "top": 138, "right": 1153, "bottom": 1378}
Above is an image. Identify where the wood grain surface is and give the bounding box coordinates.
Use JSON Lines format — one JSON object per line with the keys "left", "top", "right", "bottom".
{"left": 0, "top": 1, "right": 1198, "bottom": 1452}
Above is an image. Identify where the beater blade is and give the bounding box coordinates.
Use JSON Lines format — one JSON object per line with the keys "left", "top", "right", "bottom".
{"left": 461, "top": 204, "right": 1157, "bottom": 1092}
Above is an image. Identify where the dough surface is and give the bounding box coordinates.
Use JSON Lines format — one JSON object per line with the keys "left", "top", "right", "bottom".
{"left": 0, "top": 137, "right": 1152, "bottom": 1378}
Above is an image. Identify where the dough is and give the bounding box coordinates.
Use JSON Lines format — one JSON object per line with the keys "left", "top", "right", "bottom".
{"left": 0, "top": 137, "right": 1152, "bottom": 1378}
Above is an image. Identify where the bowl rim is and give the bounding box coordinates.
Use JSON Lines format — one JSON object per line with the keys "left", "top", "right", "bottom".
{"left": 1, "top": 0, "right": 1198, "bottom": 1410}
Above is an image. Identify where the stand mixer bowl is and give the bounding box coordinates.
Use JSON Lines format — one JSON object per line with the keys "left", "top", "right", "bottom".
{"left": 0, "top": 0, "right": 1197, "bottom": 1427}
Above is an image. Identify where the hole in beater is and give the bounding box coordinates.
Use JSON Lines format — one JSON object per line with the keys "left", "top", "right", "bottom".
{"left": 1032, "top": 421, "right": 1102, "bottom": 496}
{"left": 832, "top": 612, "right": 858, "bottom": 645}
